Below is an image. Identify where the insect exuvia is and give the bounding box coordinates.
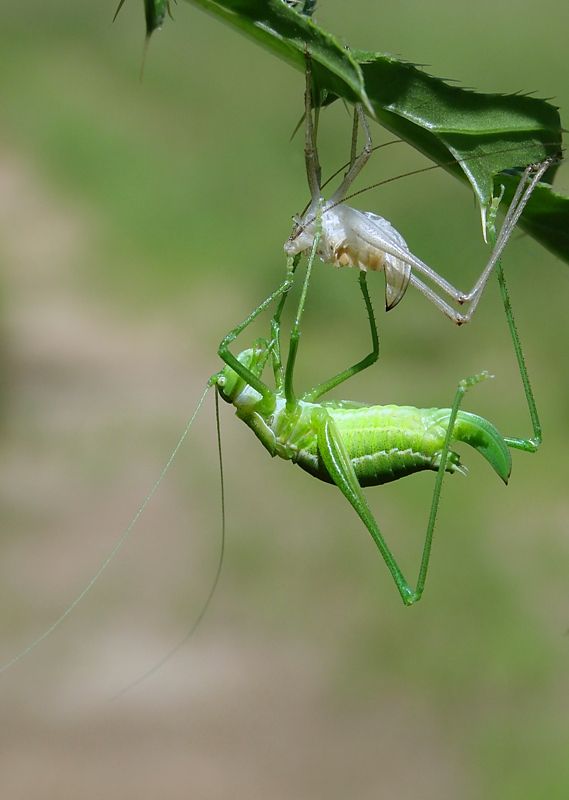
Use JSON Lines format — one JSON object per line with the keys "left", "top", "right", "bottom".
{"left": 284, "top": 60, "right": 556, "bottom": 324}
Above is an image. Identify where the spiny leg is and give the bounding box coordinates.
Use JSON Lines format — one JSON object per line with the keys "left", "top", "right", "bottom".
{"left": 303, "top": 271, "right": 379, "bottom": 402}
{"left": 456, "top": 158, "right": 553, "bottom": 318}
{"left": 271, "top": 254, "right": 301, "bottom": 391}
{"left": 486, "top": 190, "right": 541, "bottom": 453}
{"left": 349, "top": 105, "right": 359, "bottom": 169}
{"left": 413, "top": 372, "right": 492, "bottom": 602}
{"left": 315, "top": 373, "right": 493, "bottom": 605}
{"left": 314, "top": 409, "right": 415, "bottom": 605}
{"left": 217, "top": 265, "right": 295, "bottom": 409}
{"left": 284, "top": 222, "right": 322, "bottom": 409}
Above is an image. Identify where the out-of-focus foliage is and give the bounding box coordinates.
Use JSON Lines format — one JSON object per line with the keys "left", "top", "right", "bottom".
{"left": 114, "top": 0, "right": 175, "bottom": 38}
{"left": 0, "top": 2, "right": 568, "bottom": 799}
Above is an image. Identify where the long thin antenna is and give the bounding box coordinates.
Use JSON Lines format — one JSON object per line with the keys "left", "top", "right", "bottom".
{"left": 297, "top": 140, "right": 402, "bottom": 218}
{"left": 322, "top": 140, "right": 402, "bottom": 191}
{"left": 0, "top": 384, "right": 211, "bottom": 675}
{"left": 113, "top": 388, "right": 227, "bottom": 698}
{"left": 338, "top": 146, "right": 562, "bottom": 209}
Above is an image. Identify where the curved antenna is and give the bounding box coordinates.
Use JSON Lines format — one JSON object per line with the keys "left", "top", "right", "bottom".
{"left": 298, "top": 139, "right": 403, "bottom": 217}
{"left": 112, "top": 387, "right": 227, "bottom": 698}
{"left": 294, "top": 143, "right": 563, "bottom": 229}
{"left": 336, "top": 145, "right": 563, "bottom": 210}
{"left": 293, "top": 100, "right": 561, "bottom": 217}
{"left": 320, "top": 140, "right": 402, "bottom": 193}
{"left": 0, "top": 384, "right": 211, "bottom": 676}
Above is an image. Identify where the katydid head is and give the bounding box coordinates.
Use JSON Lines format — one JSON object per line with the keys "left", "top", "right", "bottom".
{"left": 210, "top": 366, "right": 239, "bottom": 404}
{"left": 284, "top": 212, "right": 316, "bottom": 257}
{"left": 212, "top": 343, "right": 271, "bottom": 405}
{"left": 284, "top": 201, "right": 358, "bottom": 265}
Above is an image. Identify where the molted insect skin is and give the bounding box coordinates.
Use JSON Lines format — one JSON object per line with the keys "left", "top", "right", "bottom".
{"left": 215, "top": 354, "right": 512, "bottom": 489}
{"left": 284, "top": 202, "right": 413, "bottom": 310}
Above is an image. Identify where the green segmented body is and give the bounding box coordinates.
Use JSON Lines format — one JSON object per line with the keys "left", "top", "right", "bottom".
{"left": 220, "top": 357, "right": 511, "bottom": 489}
{"left": 295, "top": 404, "right": 492, "bottom": 486}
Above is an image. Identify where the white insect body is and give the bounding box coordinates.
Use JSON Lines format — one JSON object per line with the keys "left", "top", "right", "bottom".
{"left": 285, "top": 201, "right": 412, "bottom": 310}
{"left": 285, "top": 64, "right": 553, "bottom": 325}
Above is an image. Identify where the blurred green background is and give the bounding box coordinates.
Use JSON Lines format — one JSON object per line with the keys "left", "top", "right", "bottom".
{"left": 1, "top": 1, "right": 569, "bottom": 798}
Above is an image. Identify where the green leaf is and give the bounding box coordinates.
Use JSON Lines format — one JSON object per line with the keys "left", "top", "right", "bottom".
{"left": 185, "top": 0, "right": 371, "bottom": 111}
{"left": 114, "top": 0, "right": 174, "bottom": 39}
{"left": 354, "top": 52, "right": 561, "bottom": 207}
{"left": 177, "top": 0, "right": 566, "bottom": 262}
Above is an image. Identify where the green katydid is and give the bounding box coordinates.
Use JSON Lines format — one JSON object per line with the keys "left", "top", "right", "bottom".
{"left": 210, "top": 213, "right": 537, "bottom": 604}
{"left": 0, "top": 244, "right": 537, "bottom": 681}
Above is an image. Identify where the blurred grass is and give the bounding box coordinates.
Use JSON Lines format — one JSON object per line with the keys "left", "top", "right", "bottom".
{"left": 0, "top": 1, "right": 568, "bottom": 798}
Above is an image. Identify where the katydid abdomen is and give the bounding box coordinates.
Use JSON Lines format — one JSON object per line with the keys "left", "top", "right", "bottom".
{"left": 221, "top": 378, "right": 511, "bottom": 490}
{"left": 295, "top": 404, "right": 510, "bottom": 487}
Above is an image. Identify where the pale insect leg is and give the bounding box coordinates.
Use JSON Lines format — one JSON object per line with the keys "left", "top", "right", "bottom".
{"left": 304, "top": 54, "right": 321, "bottom": 206}
{"left": 365, "top": 159, "right": 552, "bottom": 321}
{"left": 385, "top": 173, "right": 543, "bottom": 447}
{"left": 329, "top": 105, "right": 373, "bottom": 205}
{"left": 349, "top": 104, "right": 359, "bottom": 167}
{"left": 336, "top": 157, "right": 552, "bottom": 323}
{"left": 349, "top": 160, "right": 550, "bottom": 325}
{"left": 315, "top": 370, "right": 493, "bottom": 605}
{"left": 456, "top": 159, "right": 552, "bottom": 319}
{"left": 304, "top": 55, "right": 373, "bottom": 209}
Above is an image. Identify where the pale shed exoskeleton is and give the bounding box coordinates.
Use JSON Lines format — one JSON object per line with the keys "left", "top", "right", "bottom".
{"left": 284, "top": 63, "right": 555, "bottom": 324}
